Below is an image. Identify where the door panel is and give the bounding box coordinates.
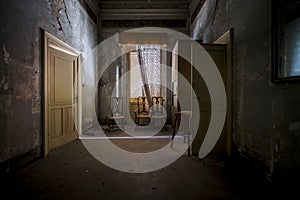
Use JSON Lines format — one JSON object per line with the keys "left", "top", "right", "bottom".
{"left": 54, "top": 58, "right": 73, "bottom": 103}
{"left": 51, "top": 56, "right": 74, "bottom": 103}
{"left": 48, "top": 48, "right": 78, "bottom": 150}
{"left": 65, "top": 107, "right": 76, "bottom": 134}
{"left": 51, "top": 108, "right": 63, "bottom": 138}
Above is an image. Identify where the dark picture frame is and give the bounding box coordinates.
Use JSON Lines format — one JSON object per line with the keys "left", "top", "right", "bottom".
{"left": 272, "top": 0, "right": 300, "bottom": 82}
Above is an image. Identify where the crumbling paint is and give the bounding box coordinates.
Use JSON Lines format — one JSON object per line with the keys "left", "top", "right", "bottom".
{"left": 3, "top": 45, "right": 11, "bottom": 64}
{"left": 211, "top": 0, "right": 220, "bottom": 26}
{"left": 32, "top": 43, "right": 41, "bottom": 114}
{"left": 1, "top": 45, "right": 12, "bottom": 92}
{"left": 49, "top": 0, "right": 72, "bottom": 32}
{"left": 0, "top": 0, "right": 98, "bottom": 168}
{"left": 33, "top": 121, "right": 40, "bottom": 149}
{"left": 12, "top": 70, "right": 34, "bottom": 101}
{"left": 191, "top": 0, "right": 217, "bottom": 40}
{"left": 32, "top": 95, "right": 41, "bottom": 114}
{"left": 0, "top": 76, "right": 9, "bottom": 90}
{"left": 190, "top": 0, "right": 291, "bottom": 180}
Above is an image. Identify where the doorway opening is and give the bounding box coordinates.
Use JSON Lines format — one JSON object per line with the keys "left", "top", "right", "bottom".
{"left": 213, "top": 29, "right": 233, "bottom": 157}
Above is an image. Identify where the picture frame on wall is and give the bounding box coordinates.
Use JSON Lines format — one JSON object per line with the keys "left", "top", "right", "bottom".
{"left": 272, "top": 0, "right": 300, "bottom": 82}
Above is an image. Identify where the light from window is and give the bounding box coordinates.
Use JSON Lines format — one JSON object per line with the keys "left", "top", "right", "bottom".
{"left": 130, "top": 52, "right": 144, "bottom": 98}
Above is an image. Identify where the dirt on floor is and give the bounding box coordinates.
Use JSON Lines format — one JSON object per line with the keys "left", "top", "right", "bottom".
{"left": 0, "top": 138, "right": 291, "bottom": 200}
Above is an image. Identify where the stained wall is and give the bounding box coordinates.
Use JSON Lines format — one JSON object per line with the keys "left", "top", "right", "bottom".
{"left": 0, "top": 0, "right": 98, "bottom": 166}
{"left": 191, "top": 0, "right": 300, "bottom": 180}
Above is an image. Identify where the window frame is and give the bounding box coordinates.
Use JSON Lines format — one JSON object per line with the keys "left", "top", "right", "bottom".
{"left": 128, "top": 46, "right": 163, "bottom": 102}
{"left": 129, "top": 51, "right": 144, "bottom": 100}
{"left": 272, "top": 0, "right": 300, "bottom": 82}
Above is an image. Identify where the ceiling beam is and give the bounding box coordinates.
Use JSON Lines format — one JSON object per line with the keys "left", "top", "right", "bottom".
{"left": 100, "top": 8, "right": 189, "bottom": 14}
{"left": 99, "top": 0, "right": 190, "bottom": 5}
{"left": 99, "top": 1, "right": 189, "bottom": 9}
{"left": 100, "top": 13, "right": 189, "bottom": 20}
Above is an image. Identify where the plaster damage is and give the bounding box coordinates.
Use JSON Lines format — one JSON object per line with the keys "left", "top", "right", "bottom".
{"left": 190, "top": 0, "right": 300, "bottom": 180}
{"left": 0, "top": 76, "right": 9, "bottom": 91}
{"left": 49, "top": 0, "right": 72, "bottom": 32}
{"left": 191, "top": 0, "right": 217, "bottom": 40}
{"left": 0, "top": 0, "right": 299, "bottom": 183}
{"left": 1, "top": 45, "right": 11, "bottom": 92}
{"left": 0, "top": 0, "right": 98, "bottom": 166}
{"left": 3, "top": 45, "right": 11, "bottom": 64}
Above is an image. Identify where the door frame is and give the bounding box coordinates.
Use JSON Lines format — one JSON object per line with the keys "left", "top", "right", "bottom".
{"left": 43, "top": 31, "right": 82, "bottom": 156}
{"left": 213, "top": 29, "right": 233, "bottom": 157}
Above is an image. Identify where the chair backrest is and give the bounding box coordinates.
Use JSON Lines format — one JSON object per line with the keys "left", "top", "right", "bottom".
{"left": 136, "top": 96, "right": 149, "bottom": 114}
{"left": 151, "top": 96, "right": 164, "bottom": 116}
{"left": 111, "top": 97, "right": 123, "bottom": 117}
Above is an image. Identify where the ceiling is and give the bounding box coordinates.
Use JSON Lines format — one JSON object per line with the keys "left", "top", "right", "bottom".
{"left": 99, "top": 0, "right": 190, "bottom": 18}
{"left": 98, "top": 0, "right": 191, "bottom": 32}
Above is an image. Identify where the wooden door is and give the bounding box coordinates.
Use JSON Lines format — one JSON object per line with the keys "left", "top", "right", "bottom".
{"left": 47, "top": 47, "right": 78, "bottom": 150}
{"left": 191, "top": 44, "right": 227, "bottom": 155}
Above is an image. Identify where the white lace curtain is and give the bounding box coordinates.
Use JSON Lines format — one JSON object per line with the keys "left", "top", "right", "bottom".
{"left": 137, "top": 44, "right": 161, "bottom": 105}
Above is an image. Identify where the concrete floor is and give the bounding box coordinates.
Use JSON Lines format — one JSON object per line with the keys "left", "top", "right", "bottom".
{"left": 0, "top": 128, "right": 291, "bottom": 200}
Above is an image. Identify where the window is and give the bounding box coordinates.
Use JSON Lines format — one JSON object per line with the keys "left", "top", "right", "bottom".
{"left": 273, "top": 0, "right": 300, "bottom": 81}
{"left": 130, "top": 44, "right": 162, "bottom": 98}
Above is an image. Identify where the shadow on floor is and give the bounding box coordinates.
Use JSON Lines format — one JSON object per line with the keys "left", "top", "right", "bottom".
{"left": 0, "top": 138, "right": 288, "bottom": 200}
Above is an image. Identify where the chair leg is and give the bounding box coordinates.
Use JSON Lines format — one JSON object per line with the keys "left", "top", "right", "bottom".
{"left": 187, "top": 132, "right": 191, "bottom": 156}
{"left": 171, "top": 133, "right": 175, "bottom": 148}
{"left": 171, "top": 116, "right": 178, "bottom": 148}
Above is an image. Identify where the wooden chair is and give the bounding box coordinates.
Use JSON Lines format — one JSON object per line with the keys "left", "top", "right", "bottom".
{"left": 108, "top": 97, "right": 125, "bottom": 132}
{"left": 134, "top": 96, "right": 150, "bottom": 126}
{"left": 150, "top": 96, "right": 166, "bottom": 129}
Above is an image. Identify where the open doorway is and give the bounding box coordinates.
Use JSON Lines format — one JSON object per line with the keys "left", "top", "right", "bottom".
{"left": 192, "top": 29, "right": 233, "bottom": 157}
{"left": 171, "top": 30, "right": 233, "bottom": 158}
{"left": 213, "top": 29, "right": 233, "bottom": 157}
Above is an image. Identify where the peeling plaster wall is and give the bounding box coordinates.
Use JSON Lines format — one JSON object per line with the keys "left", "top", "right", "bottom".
{"left": 97, "top": 32, "right": 122, "bottom": 124}
{"left": 191, "top": 0, "right": 300, "bottom": 180}
{"left": 0, "top": 0, "right": 97, "bottom": 163}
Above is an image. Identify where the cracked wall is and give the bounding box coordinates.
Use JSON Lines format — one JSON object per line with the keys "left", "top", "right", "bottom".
{"left": 49, "top": 0, "right": 72, "bottom": 32}
{"left": 191, "top": 0, "right": 300, "bottom": 180}
{"left": 0, "top": 0, "right": 97, "bottom": 164}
